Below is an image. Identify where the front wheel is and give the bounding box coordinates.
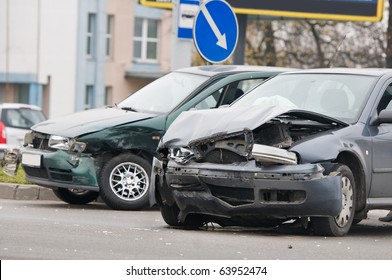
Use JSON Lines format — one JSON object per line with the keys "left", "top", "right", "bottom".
{"left": 311, "top": 164, "right": 356, "bottom": 237}
{"left": 160, "top": 203, "right": 182, "bottom": 226}
{"left": 99, "top": 153, "right": 151, "bottom": 210}
{"left": 52, "top": 188, "right": 99, "bottom": 204}
{"left": 160, "top": 203, "right": 205, "bottom": 228}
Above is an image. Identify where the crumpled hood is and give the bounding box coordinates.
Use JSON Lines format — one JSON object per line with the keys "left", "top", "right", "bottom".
{"left": 158, "top": 104, "right": 348, "bottom": 150}
{"left": 32, "top": 107, "right": 157, "bottom": 137}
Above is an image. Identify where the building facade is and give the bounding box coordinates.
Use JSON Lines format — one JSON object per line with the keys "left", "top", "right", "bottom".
{"left": 0, "top": 0, "right": 174, "bottom": 119}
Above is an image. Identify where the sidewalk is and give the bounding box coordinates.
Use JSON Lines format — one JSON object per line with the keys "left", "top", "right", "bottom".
{"left": 0, "top": 183, "right": 59, "bottom": 201}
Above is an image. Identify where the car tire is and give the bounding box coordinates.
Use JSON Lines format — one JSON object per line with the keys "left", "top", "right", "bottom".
{"left": 352, "top": 219, "right": 362, "bottom": 225}
{"left": 160, "top": 203, "right": 205, "bottom": 228}
{"left": 52, "top": 188, "right": 99, "bottom": 204}
{"left": 160, "top": 203, "right": 182, "bottom": 226}
{"left": 311, "top": 164, "right": 356, "bottom": 237}
{"left": 99, "top": 153, "right": 151, "bottom": 210}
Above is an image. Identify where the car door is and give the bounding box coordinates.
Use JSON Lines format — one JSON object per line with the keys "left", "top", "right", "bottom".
{"left": 370, "top": 83, "right": 392, "bottom": 198}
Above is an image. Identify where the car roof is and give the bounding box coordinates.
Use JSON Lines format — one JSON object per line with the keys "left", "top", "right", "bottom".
{"left": 280, "top": 67, "right": 392, "bottom": 77}
{"left": 175, "top": 65, "right": 298, "bottom": 77}
{"left": 0, "top": 103, "right": 43, "bottom": 110}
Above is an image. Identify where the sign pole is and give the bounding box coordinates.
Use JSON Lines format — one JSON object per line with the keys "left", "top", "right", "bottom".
{"left": 232, "top": 13, "right": 246, "bottom": 65}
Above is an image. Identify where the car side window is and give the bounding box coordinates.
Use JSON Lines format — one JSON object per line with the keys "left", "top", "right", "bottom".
{"left": 6, "top": 109, "right": 30, "bottom": 128}
{"left": 193, "top": 78, "right": 266, "bottom": 110}
{"left": 237, "top": 78, "right": 265, "bottom": 93}
{"left": 220, "top": 87, "right": 244, "bottom": 105}
{"left": 194, "top": 89, "right": 223, "bottom": 110}
{"left": 377, "top": 84, "right": 392, "bottom": 114}
{"left": 220, "top": 78, "right": 265, "bottom": 106}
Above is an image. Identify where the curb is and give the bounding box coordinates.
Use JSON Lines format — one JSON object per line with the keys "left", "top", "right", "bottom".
{"left": 0, "top": 183, "right": 59, "bottom": 201}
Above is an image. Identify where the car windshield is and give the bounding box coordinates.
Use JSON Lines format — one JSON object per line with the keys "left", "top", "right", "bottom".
{"left": 232, "top": 73, "right": 377, "bottom": 123}
{"left": 118, "top": 72, "right": 209, "bottom": 113}
{"left": 3, "top": 108, "right": 46, "bottom": 129}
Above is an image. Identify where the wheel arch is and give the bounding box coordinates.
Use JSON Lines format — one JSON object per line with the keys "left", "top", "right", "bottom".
{"left": 334, "top": 151, "right": 367, "bottom": 216}
{"left": 127, "top": 148, "right": 154, "bottom": 163}
{"left": 101, "top": 148, "right": 154, "bottom": 165}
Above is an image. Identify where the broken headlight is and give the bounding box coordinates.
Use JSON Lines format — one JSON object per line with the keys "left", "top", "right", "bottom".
{"left": 169, "top": 147, "right": 195, "bottom": 164}
{"left": 49, "top": 135, "right": 70, "bottom": 150}
{"left": 48, "top": 135, "right": 86, "bottom": 153}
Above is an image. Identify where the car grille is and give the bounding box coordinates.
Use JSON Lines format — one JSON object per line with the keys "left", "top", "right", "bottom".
{"left": 26, "top": 131, "right": 56, "bottom": 151}
{"left": 209, "top": 185, "right": 254, "bottom": 206}
{"left": 208, "top": 185, "right": 307, "bottom": 206}
{"left": 259, "top": 190, "right": 306, "bottom": 203}
{"left": 33, "top": 138, "right": 55, "bottom": 151}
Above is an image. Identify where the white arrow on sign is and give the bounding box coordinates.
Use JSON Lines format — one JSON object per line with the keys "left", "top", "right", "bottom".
{"left": 201, "top": 4, "right": 227, "bottom": 50}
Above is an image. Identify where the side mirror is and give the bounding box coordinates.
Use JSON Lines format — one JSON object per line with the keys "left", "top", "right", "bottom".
{"left": 378, "top": 109, "right": 392, "bottom": 124}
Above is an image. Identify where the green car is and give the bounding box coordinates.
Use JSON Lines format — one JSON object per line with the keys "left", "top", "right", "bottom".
{"left": 15, "top": 65, "right": 294, "bottom": 210}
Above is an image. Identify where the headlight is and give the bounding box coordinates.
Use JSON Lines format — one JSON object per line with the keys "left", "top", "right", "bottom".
{"left": 48, "top": 135, "right": 86, "bottom": 153}
{"left": 49, "top": 135, "right": 70, "bottom": 150}
{"left": 169, "top": 147, "right": 195, "bottom": 164}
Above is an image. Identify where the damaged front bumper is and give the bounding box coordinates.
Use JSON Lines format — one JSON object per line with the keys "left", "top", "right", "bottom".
{"left": 6, "top": 147, "right": 101, "bottom": 191}
{"left": 151, "top": 157, "right": 343, "bottom": 224}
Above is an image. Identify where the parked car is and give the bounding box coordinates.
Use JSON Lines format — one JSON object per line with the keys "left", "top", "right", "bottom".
{"left": 151, "top": 68, "right": 392, "bottom": 236}
{"left": 7, "top": 65, "right": 294, "bottom": 210}
{"left": 0, "top": 103, "right": 46, "bottom": 159}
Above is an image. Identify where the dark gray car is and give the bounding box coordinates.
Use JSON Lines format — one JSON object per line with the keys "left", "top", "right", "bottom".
{"left": 151, "top": 68, "right": 392, "bottom": 236}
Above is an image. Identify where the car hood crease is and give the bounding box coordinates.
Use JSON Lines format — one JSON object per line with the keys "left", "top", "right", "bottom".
{"left": 158, "top": 105, "right": 348, "bottom": 150}
{"left": 32, "top": 107, "right": 157, "bottom": 137}
{"left": 158, "top": 105, "right": 289, "bottom": 149}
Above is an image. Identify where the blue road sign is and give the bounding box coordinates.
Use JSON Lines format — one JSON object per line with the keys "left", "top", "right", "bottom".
{"left": 193, "top": 0, "right": 238, "bottom": 64}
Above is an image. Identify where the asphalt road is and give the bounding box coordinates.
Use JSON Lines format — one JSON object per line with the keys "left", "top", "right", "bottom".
{"left": 1, "top": 199, "right": 392, "bottom": 260}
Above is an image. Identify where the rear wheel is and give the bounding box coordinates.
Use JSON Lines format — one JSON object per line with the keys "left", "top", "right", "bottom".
{"left": 52, "top": 188, "right": 99, "bottom": 204}
{"left": 311, "top": 164, "right": 356, "bottom": 237}
{"left": 99, "top": 153, "right": 151, "bottom": 210}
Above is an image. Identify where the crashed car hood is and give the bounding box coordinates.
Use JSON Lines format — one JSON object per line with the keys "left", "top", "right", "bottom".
{"left": 158, "top": 104, "right": 348, "bottom": 149}
{"left": 31, "top": 107, "right": 157, "bottom": 137}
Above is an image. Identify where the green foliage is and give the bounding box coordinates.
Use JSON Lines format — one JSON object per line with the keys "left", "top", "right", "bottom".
{"left": 0, "top": 166, "right": 30, "bottom": 184}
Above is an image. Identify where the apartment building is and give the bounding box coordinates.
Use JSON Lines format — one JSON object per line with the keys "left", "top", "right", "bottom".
{"left": 0, "top": 0, "right": 174, "bottom": 118}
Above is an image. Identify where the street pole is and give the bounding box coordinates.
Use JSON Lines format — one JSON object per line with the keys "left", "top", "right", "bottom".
{"left": 232, "top": 13, "right": 246, "bottom": 65}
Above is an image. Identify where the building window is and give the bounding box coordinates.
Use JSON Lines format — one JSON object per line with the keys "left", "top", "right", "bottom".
{"left": 85, "top": 85, "right": 94, "bottom": 110}
{"left": 86, "top": 13, "right": 96, "bottom": 58}
{"left": 105, "top": 86, "right": 112, "bottom": 106}
{"left": 106, "top": 15, "right": 114, "bottom": 59}
{"left": 0, "top": 84, "right": 4, "bottom": 103}
{"left": 17, "top": 84, "right": 30, "bottom": 104}
{"left": 133, "top": 18, "right": 159, "bottom": 63}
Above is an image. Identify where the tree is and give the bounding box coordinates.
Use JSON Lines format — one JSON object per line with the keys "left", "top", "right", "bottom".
{"left": 386, "top": 0, "right": 392, "bottom": 67}
{"left": 245, "top": 15, "right": 387, "bottom": 68}
{"left": 246, "top": 19, "right": 277, "bottom": 66}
